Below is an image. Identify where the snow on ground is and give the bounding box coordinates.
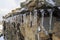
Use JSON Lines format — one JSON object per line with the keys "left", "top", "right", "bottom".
{"left": 0, "top": 36, "right": 4, "bottom": 40}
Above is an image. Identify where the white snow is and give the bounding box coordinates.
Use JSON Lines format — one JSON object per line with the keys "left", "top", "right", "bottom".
{"left": 46, "top": 0, "right": 56, "bottom": 6}
{"left": 0, "top": 36, "right": 4, "bottom": 40}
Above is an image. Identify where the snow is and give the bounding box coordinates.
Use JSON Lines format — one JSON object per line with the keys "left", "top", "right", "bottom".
{"left": 46, "top": 0, "right": 56, "bottom": 6}
{"left": 0, "top": 36, "right": 4, "bottom": 40}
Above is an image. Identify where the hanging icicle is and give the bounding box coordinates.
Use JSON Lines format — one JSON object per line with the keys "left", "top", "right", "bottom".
{"left": 16, "top": 15, "right": 19, "bottom": 23}
{"left": 20, "top": 14, "right": 23, "bottom": 25}
{"left": 40, "top": 9, "right": 45, "bottom": 31}
{"left": 23, "top": 14, "right": 26, "bottom": 24}
{"left": 34, "top": 10, "right": 37, "bottom": 23}
{"left": 47, "top": 9, "right": 53, "bottom": 33}
{"left": 30, "top": 12, "right": 32, "bottom": 27}
{"left": 22, "top": 14, "right": 23, "bottom": 24}
{"left": 40, "top": 9, "right": 48, "bottom": 35}
{"left": 19, "top": 14, "right": 22, "bottom": 24}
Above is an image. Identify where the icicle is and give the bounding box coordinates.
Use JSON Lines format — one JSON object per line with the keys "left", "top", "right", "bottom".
{"left": 18, "top": 15, "right": 21, "bottom": 23}
{"left": 34, "top": 10, "right": 37, "bottom": 22}
{"left": 34, "top": 10, "right": 36, "bottom": 18}
{"left": 22, "top": 14, "right": 23, "bottom": 24}
{"left": 48, "top": 9, "right": 53, "bottom": 32}
{"left": 18, "top": 15, "right": 20, "bottom": 23}
{"left": 23, "top": 14, "right": 26, "bottom": 24}
{"left": 34, "top": 10, "right": 41, "bottom": 32}
{"left": 30, "top": 12, "right": 32, "bottom": 22}
{"left": 40, "top": 9, "right": 48, "bottom": 35}
{"left": 20, "top": 14, "right": 23, "bottom": 25}
{"left": 30, "top": 12, "right": 32, "bottom": 27}
{"left": 19, "top": 14, "right": 21, "bottom": 24}
{"left": 40, "top": 9, "right": 45, "bottom": 31}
